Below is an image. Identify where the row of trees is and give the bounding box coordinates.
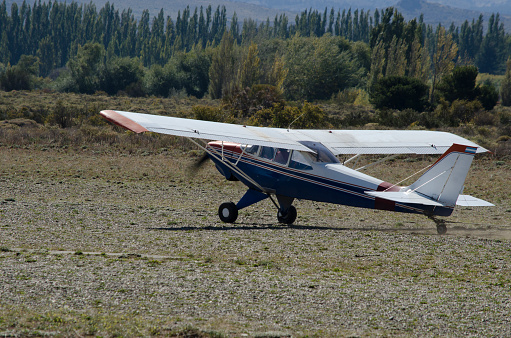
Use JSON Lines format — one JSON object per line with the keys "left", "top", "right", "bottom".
{"left": 1, "top": 1, "right": 510, "bottom": 77}
{"left": 0, "top": 1, "right": 510, "bottom": 125}
{"left": 38, "top": 33, "right": 368, "bottom": 101}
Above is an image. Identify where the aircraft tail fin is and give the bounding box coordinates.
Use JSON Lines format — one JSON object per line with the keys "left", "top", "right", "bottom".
{"left": 406, "top": 144, "right": 477, "bottom": 207}
{"left": 365, "top": 144, "right": 493, "bottom": 212}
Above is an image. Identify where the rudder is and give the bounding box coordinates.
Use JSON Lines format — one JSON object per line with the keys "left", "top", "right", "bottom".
{"left": 407, "top": 144, "right": 477, "bottom": 207}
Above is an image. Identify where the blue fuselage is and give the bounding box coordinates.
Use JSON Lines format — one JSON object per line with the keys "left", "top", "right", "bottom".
{"left": 207, "top": 142, "right": 454, "bottom": 216}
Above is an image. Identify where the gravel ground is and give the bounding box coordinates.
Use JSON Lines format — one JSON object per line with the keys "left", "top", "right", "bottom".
{"left": 1, "top": 147, "right": 510, "bottom": 337}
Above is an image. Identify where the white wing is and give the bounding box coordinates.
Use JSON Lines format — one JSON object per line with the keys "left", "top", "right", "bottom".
{"left": 101, "top": 110, "right": 312, "bottom": 152}
{"left": 100, "top": 110, "right": 489, "bottom": 155}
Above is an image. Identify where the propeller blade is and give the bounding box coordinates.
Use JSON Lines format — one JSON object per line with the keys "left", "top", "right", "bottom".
{"left": 188, "top": 152, "right": 210, "bottom": 178}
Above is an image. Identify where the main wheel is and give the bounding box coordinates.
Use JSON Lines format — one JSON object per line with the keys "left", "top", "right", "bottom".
{"left": 437, "top": 223, "right": 447, "bottom": 235}
{"left": 218, "top": 202, "right": 238, "bottom": 223}
{"left": 277, "top": 205, "right": 297, "bottom": 224}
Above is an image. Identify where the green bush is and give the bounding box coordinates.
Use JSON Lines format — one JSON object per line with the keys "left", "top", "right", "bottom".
{"left": 437, "top": 65, "right": 479, "bottom": 102}
{"left": 99, "top": 57, "right": 145, "bottom": 96}
{"left": 377, "top": 108, "right": 421, "bottom": 128}
{"left": 250, "top": 101, "right": 325, "bottom": 129}
{"left": 45, "top": 100, "right": 73, "bottom": 128}
{"left": 434, "top": 99, "right": 483, "bottom": 126}
{"left": 501, "top": 59, "right": 511, "bottom": 106}
{"left": 370, "top": 76, "right": 429, "bottom": 112}
{"left": 332, "top": 88, "right": 360, "bottom": 105}
{"left": 192, "top": 105, "right": 229, "bottom": 122}
{"left": 478, "top": 83, "right": 499, "bottom": 111}
{"left": 224, "top": 84, "right": 284, "bottom": 117}
{"left": 0, "top": 55, "right": 40, "bottom": 91}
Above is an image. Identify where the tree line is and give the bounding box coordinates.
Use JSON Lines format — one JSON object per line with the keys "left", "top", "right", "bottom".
{"left": 1, "top": 0, "right": 511, "bottom": 122}
{"left": 1, "top": 1, "right": 510, "bottom": 74}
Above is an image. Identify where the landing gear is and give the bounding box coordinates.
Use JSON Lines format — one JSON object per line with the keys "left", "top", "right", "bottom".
{"left": 218, "top": 202, "right": 238, "bottom": 223}
{"left": 436, "top": 221, "right": 447, "bottom": 235}
{"left": 427, "top": 214, "right": 448, "bottom": 235}
{"left": 277, "top": 205, "right": 297, "bottom": 224}
{"left": 218, "top": 192, "right": 297, "bottom": 225}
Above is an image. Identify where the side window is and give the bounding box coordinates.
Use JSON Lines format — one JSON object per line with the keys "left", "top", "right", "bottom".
{"left": 243, "top": 145, "right": 259, "bottom": 155}
{"left": 289, "top": 151, "right": 313, "bottom": 170}
{"left": 260, "top": 146, "right": 275, "bottom": 160}
{"left": 274, "top": 148, "right": 290, "bottom": 165}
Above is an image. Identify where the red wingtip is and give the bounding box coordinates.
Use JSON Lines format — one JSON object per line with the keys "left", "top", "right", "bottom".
{"left": 100, "top": 110, "right": 149, "bottom": 133}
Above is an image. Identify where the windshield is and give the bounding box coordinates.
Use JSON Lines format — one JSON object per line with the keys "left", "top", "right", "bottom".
{"left": 299, "top": 141, "right": 340, "bottom": 163}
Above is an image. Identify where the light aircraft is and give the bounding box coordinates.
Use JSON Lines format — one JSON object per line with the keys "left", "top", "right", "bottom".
{"left": 100, "top": 109, "right": 493, "bottom": 234}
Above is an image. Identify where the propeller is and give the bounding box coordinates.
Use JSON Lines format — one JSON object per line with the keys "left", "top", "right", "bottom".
{"left": 188, "top": 152, "right": 210, "bottom": 178}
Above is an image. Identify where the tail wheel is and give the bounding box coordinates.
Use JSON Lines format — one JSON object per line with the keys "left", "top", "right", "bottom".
{"left": 218, "top": 202, "right": 238, "bottom": 223}
{"left": 277, "top": 205, "right": 297, "bottom": 224}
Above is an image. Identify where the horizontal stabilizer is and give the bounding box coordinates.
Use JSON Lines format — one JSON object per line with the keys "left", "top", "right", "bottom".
{"left": 365, "top": 191, "right": 445, "bottom": 207}
{"left": 456, "top": 195, "right": 495, "bottom": 207}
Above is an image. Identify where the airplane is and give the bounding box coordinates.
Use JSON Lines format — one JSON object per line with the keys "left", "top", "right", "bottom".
{"left": 100, "top": 109, "right": 494, "bottom": 234}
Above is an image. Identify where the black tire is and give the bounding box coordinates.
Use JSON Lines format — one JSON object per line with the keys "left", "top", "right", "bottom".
{"left": 218, "top": 202, "right": 238, "bottom": 223}
{"left": 277, "top": 205, "right": 297, "bottom": 224}
{"left": 437, "top": 223, "right": 447, "bottom": 235}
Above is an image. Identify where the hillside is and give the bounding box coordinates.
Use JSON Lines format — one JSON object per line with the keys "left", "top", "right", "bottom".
{"left": 428, "top": 0, "right": 511, "bottom": 15}
{"left": 395, "top": 0, "right": 511, "bottom": 32}
{"left": 4, "top": 0, "right": 296, "bottom": 22}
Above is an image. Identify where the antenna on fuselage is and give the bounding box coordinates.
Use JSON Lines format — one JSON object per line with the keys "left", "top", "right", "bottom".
{"left": 287, "top": 111, "right": 307, "bottom": 131}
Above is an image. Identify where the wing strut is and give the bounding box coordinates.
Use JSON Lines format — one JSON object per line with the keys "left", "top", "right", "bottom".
{"left": 355, "top": 154, "right": 400, "bottom": 171}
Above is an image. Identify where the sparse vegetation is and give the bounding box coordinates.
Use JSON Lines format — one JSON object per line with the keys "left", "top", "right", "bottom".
{"left": 0, "top": 125, "right": 510, "bottom": 336}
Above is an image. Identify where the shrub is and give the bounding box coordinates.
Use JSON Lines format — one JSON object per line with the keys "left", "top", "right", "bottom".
{"left": 436, "top": 65, "right": 478, "bottom": 102}
{"left": 192, "top": 105, "right": 229, "bottom": 122}
{"left": 378, "top": 108, "right": 421, "bottom": 128}
{"left": 434, "top": 99, "right": 483, "bottom": 126}
{"left": 370, "top": 76, "right": 429, "bottom": 112}
{"left": 477, "top": 83, "right": 499, "bottom": 111}
{"left": 250, "top": 101, "right": 325, "bottom": 129}
{"left": 45, "top": 100, "right": 73, "bottom": 128}
{"left": 99, "top": 57, "right": 145, "bottom": 96}
{"left": 474, "top": 111, "right": 498, "bottom": 126}
{"left": 332, "top": 88, "right": 360, "bottom": 105}
{"left": 0, "top": 55, "right": 40, "bottom": 91}
{"left": 223, "top": 84, "right": 284, "bottom": 117}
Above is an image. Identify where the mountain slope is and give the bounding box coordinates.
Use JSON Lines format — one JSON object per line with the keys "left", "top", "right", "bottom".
{"left": 395, "top": 0, "right": 511, "bottom": 31}
{"left": 5, "top": 0, "right": 295, "bottom": 22}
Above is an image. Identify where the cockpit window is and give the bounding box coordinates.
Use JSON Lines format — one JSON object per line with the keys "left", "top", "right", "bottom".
{"left": 289, "top": 151, "right": 313, "bottom": 170}
{"left": 299, "top": 141, "right": 340, "bottom": 163}
{"left": 242, "top": 144, "right": 259, "bottom": 155}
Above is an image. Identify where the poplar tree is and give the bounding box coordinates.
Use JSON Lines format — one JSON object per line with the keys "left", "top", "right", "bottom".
{"left": 408, "top": 35, "right": 430, "bottom": 82}
{"left": 208, "top": 31, "right": 237, "bottom": 99}
{"left": 385, "top": 36, "right": 407, "bottom": 77}
{"left": 430, "top": 26, "right": 458, "bottom": 103}
{"left": 238, "top": 42, "right": 261, "bottom": 89}
{"left": 477, "top": 13, "right": 506, "bottom": 74}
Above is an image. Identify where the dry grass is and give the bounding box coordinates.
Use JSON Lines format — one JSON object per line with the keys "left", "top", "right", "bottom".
{"left": 0, "top": 142, "right": 510, "bottom": 337}
{"left": 0, "top": 91, "right": 510, "bottom": 336}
